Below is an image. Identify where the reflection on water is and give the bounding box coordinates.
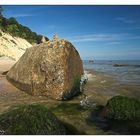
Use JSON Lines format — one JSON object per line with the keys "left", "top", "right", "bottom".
{"left": 83, "top": 60, "right": 140, "bottom": 85}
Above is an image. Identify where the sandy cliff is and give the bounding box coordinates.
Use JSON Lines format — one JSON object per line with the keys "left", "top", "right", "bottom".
{"left": 0, "top": 30, "right": 32, "bottom": 61}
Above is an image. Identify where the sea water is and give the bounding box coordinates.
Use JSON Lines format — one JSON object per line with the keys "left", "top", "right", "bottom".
{"left": 83, "top": 60, "right": 140, "bottom": 85}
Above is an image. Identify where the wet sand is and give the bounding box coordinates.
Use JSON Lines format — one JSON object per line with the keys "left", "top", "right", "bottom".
{"left": 0, "top": 59, "right": 15, "bottom": 74}
{"left": 0, "top": 60, "right": 140, "bottom": 134}
{"left": 84, "top": 69, "right": 140, "bottom": 105}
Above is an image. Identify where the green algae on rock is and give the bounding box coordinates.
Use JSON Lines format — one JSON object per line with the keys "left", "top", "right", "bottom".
{"left": 104, "top": 96, "right": 140, "bottom": 121}
{"left": 0, "top": 104, "right": 68, "bottom": 135}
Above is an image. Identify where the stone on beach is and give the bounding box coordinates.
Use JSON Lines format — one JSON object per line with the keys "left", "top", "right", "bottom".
{"left": 6, "top": 36, "right": 84, "bottom": 100}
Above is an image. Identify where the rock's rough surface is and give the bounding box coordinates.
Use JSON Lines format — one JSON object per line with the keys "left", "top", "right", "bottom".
{"left": 7, "top": 37, "right": 84, "bottom": 100}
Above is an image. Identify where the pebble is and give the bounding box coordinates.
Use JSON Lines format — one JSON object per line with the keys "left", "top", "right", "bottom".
{"left": 100, "top": 80, "right": 106, "bottom": 84}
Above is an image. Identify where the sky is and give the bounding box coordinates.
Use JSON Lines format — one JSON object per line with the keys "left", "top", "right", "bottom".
{"left": 2, "top": 5, "right": 140, "bottom": 60}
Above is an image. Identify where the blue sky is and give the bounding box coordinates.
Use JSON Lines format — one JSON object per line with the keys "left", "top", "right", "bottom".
{"left": 3, "top": 5, "right": 140, "bottom": 60}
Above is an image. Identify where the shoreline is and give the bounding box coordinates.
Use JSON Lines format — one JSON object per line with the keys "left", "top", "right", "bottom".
{"left": 0, "top": 60, "right": 140, "bottom": 134}
{"left": 0, "top": 61, "right": 140, "bottom": 113}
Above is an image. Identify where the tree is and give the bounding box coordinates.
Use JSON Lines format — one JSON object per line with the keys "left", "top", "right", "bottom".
{"left": 1, "top": 17, "right": 7, "bottom": 31}
{"left": 0, "top": 7, "right": 49, "bottom": 44}
{"left": 0, "top": 6, "right": 3, "bottom": 17}
{"left": 7, "top": 24, "right": 19, "bottom": 35}
{"left": 7, "top": 17, "right": 17, "bottom": 25}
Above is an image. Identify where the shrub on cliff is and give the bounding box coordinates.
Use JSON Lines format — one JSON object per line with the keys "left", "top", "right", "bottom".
{"left": 0, "top": 15, "right": 49, "bottom": 44}
{"left": 0, "top": 6, "right": 3, "bottom": 17}
{"left": 105, "top": 96, "right": 140, "bottom": 121}
{"left": 0, "top": 104, "right": 68, "bottom": 135}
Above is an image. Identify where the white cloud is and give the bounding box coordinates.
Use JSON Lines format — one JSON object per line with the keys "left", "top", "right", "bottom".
{"left": 68, "top": 33, "right": 140, "bottom": 43}
{"left": 7, "top": 14, "right": 34, "bottom": 18}
{"left": 115, "top": 17, "right": 135, "bottom": 24}
{"left": 107, "top": 41, "right": 122, "bottom": 45}
{"left": 69, "top": 33, "right": 130, "bottom": 43}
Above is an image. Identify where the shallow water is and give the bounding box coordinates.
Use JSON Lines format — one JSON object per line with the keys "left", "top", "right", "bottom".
{"left": 83, "top": 60, "right": 140, "bottom": 85}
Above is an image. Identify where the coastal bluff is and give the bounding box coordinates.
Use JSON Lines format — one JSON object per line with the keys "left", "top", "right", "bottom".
{"left": 0, "top": 30, "right": 32, "bottom": 61}
{"left": 7, "top": 35, "right": 84, "bottom": 100}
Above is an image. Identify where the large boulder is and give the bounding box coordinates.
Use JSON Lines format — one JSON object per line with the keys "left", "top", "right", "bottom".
{"left": 6, "top": 37, "right": 84, "bottom": 100}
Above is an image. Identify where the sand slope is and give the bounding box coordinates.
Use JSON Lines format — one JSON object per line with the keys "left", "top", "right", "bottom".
{"left": 0, "top": 30, "right": 32, "bottom": 61}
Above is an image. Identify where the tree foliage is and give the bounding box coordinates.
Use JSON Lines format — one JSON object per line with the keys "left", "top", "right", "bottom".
{"left": 0, "top": 6, "right": 3, "bottom": 17}
{"left": 0, "top": 8, "right": 49, "bottom": 44}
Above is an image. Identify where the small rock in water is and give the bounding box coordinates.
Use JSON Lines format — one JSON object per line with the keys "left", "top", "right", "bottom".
{"left": 80, "top": 96, "right": 97, "bottom": 109}
{"left": 80, "top": 73, "right": 88, "bottom": 92}
{"left": 100, "top": 80, "right": 106, "bottom": 84}
{"left": 81, "top": 74, "right": 88, "bottom": 83}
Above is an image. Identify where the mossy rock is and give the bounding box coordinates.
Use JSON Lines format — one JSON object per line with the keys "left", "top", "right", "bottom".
{"left": 62, "top": 75, "right": 81, "bottom": 100}
{"left": 105, "top": 96, "right": 140, "bottom": 121}
{"left": 0, "top": 104, "right": 68, "bottom": 135}
{"left": 128, "top": 121, "right": 140, "bottom": 134}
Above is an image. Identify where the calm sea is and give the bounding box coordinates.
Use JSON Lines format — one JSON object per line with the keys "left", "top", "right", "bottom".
{"left": 83, "top": 60, "right": 140, "bottom": 85}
